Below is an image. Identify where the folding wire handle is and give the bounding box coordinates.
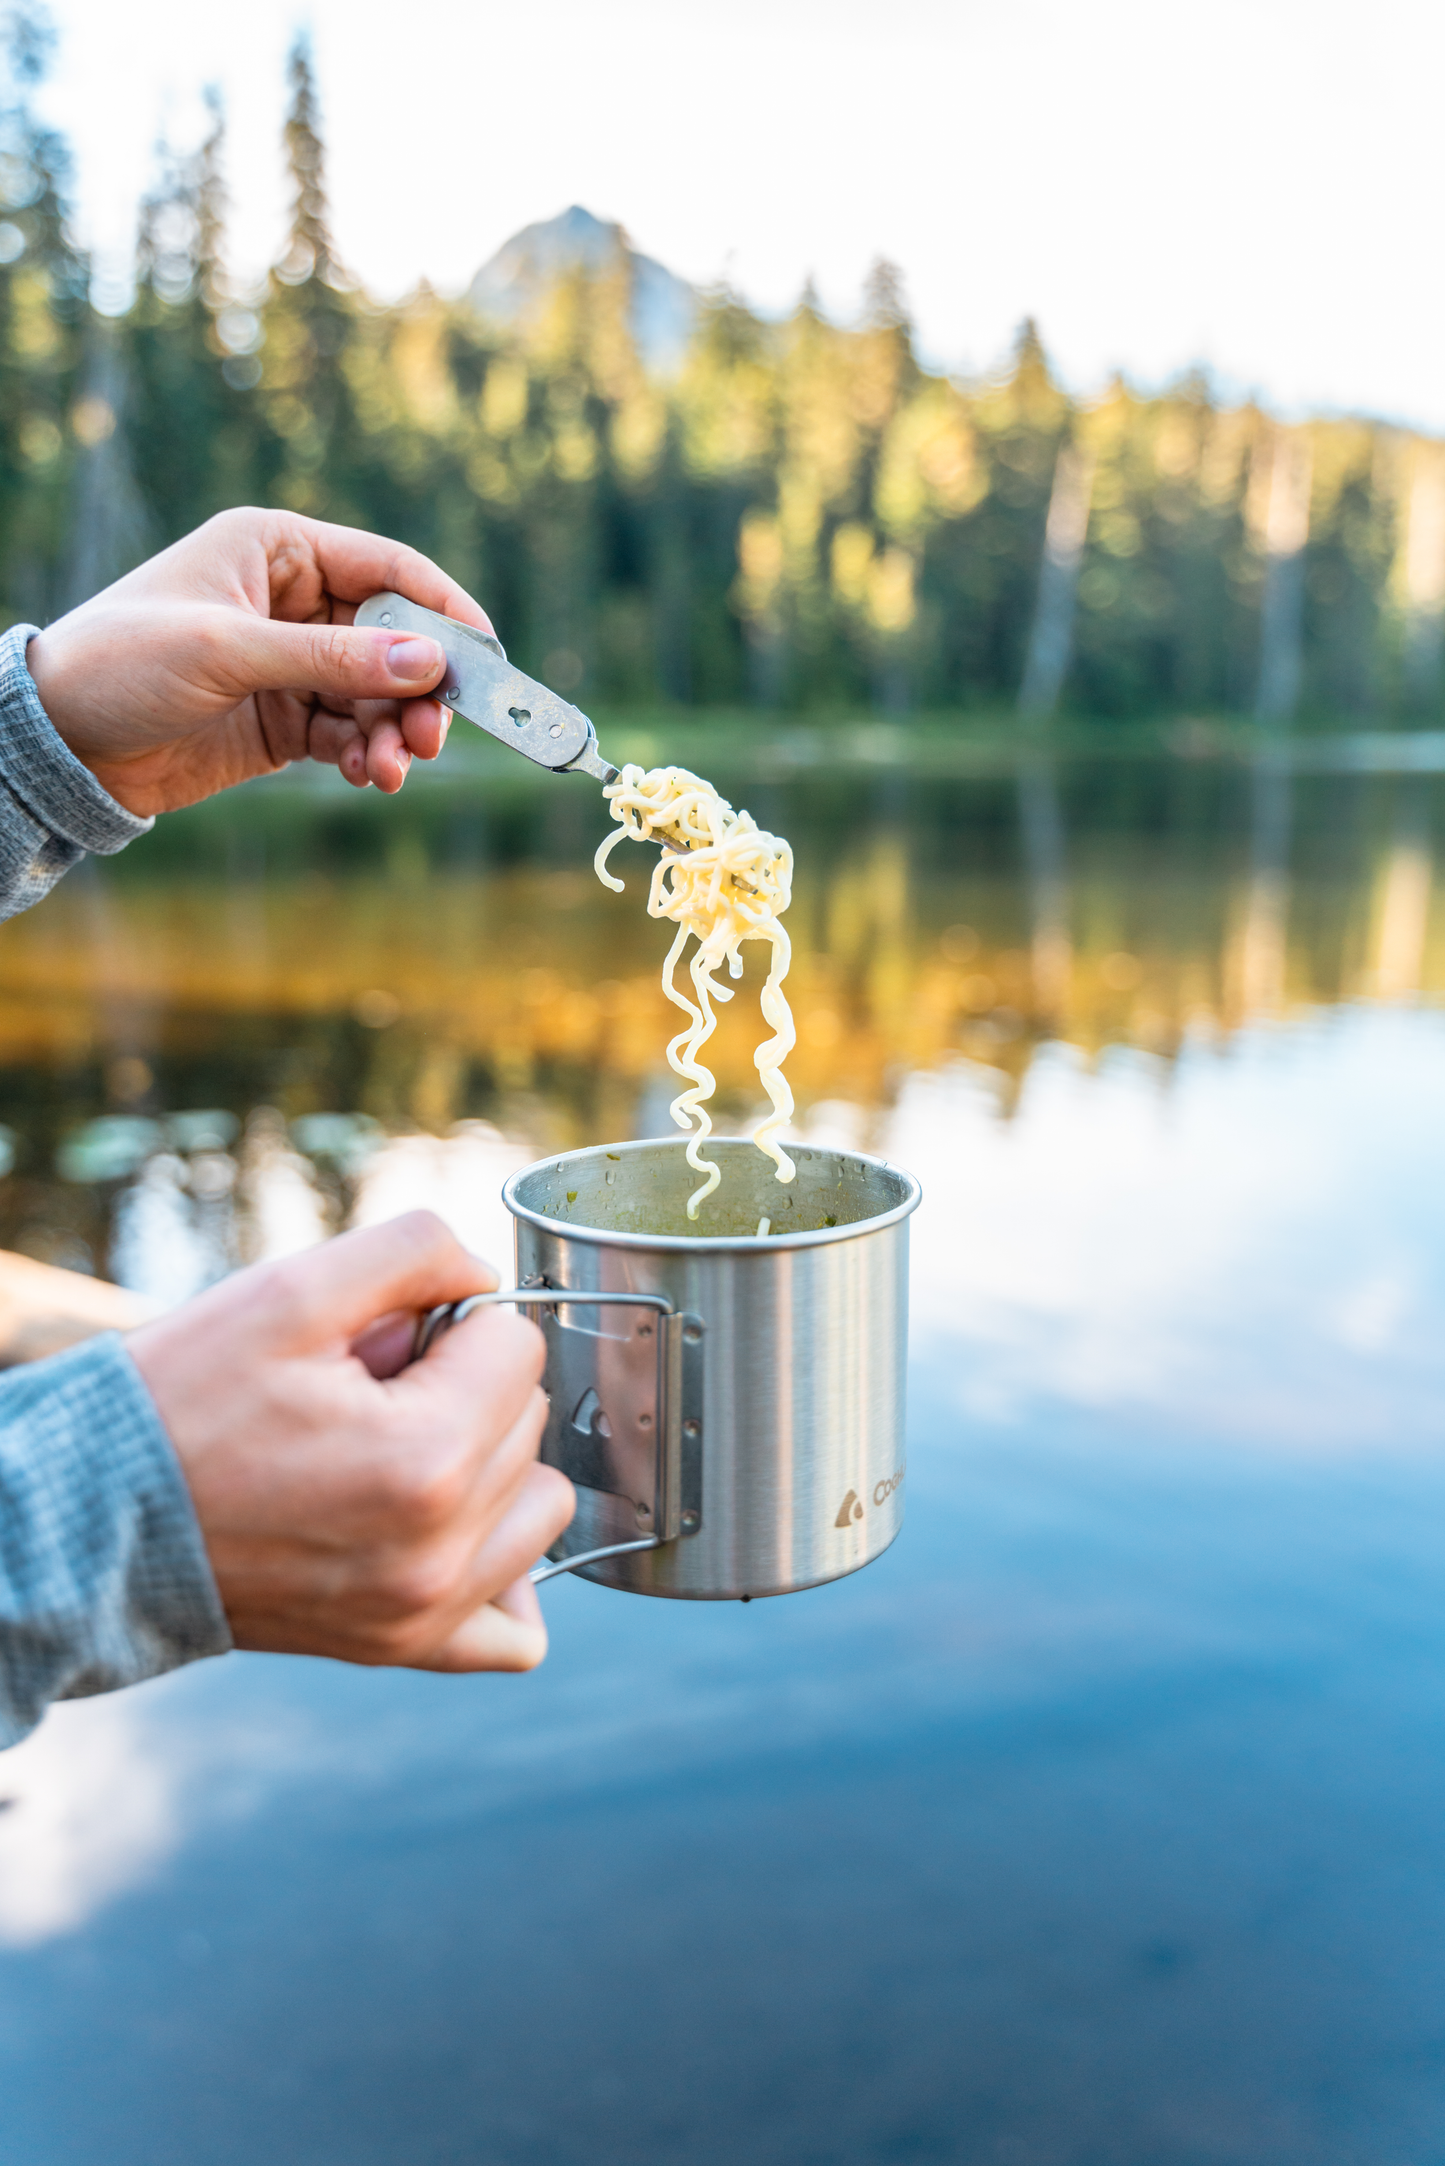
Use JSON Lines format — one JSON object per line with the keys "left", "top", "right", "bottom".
{"left": 413, "top": 1287, "right": 679, "bottom": 1583}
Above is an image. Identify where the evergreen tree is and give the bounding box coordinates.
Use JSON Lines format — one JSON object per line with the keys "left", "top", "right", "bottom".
{"left": 258, "top": 34, "right": 367, "bottom": 523}
{"left": 124, "top": 90, "right": 256, "bottom": 540}
{"left": 0, "top": 24, "right": 1415, "bottom": 726}
{"left": 0, "top": 1, "right": 87, "bottom": 623}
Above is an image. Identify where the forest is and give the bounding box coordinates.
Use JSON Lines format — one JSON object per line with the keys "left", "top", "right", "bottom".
{"left": 0, "top": 17, "right": 1440, "bottom": 731}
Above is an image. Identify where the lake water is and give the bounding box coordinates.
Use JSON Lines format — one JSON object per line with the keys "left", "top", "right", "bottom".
{"left": 2, "top": 742, "right": 1445, "bottom": 2164}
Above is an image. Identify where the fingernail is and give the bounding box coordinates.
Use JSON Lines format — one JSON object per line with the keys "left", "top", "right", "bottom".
{"left": 386, "top": 636, "right": 443, "bottom": 684}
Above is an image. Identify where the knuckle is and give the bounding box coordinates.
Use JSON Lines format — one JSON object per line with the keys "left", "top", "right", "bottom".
{"left": 238, "top": 1264, "right": 306, "bottom": 1344}
{"left": 518, "top": 1315, "right": 547, "bottom": 1378}
{"left": 367, "top": 1209, "right": 459, "bottom": 1280}
{"left": 534, "top": 1462, "right": 577, "bottom": 1533}
{"left": 521, "top": 1382, "right": 550, "bottom": 1446}
{"left": 189, "top": 607, "right": 234, "bottom": 674}
{"left": 309, "top": 621, "right": 357, "bottom": 680}
{"left": 440, "top": 1306, "right": 541, "bottom": 1396}
{"left": 357, "top": 1614, "right": 430, "bottom": 1664}
{"left": 261, "top": 1251, "right": 308, "bottom": 1302}
{"left": 467, "top": 1306, "right": 545, "bottom": 1384}
{"left": 256, "top": 1252, "right": 324, "bottom": 1330}
{"left": 375, "top": 1542, "right": 461, "bottom": 1622}
{"left": 196, "top": 507, "right": 250, "bottom": 551}
{"left": 374, "top": 1445, "right": 467, "bottom": 1536}
{"left": 500, "top": 1311, "right": 547, "bottom": 1385}
{"left": 394, "top": 1207, "right": 455, "bottom": 1254}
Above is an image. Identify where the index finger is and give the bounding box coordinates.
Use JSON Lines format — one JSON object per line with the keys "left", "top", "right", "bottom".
{"left": 297, "top": 515, "right": 494, "bottom": 634}
{"left": 242, "top": 1210, "right": 499, "bottom": 1350}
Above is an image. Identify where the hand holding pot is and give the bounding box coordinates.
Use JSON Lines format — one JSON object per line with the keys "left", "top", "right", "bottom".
{"left": 127, "top": 1211, "right": 576, "bottom": 1674}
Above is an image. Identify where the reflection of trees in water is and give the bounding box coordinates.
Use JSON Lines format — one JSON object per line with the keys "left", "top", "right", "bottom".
{"left": 1230, "top": 746, "right": 1293, "bottom": 1021}
{"left": 1012, "top": 433, "right": 1088, "bottom": 1027}
{"left": 0, "top": 761, "right": 1441, "bottom": 1274}
{"left": 1016, "top": 752, "right": 1071, "bottom": 1022}
{"left": 1370, "top": 785, "right": 1435, "bottom": 1000}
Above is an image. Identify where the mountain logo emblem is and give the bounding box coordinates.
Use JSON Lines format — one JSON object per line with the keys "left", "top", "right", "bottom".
{"left": 834, "top": 1489, "right": 865, "bottom": 1528}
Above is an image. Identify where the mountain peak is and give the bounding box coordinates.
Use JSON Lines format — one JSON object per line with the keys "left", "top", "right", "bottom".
{"left": 466, "top": 206, "right": 695, "bottom": 370}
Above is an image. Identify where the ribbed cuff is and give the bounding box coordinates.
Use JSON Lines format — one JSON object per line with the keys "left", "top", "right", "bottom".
{"left": 0, "top": 624, "right": 152, "bottom": 856}
{"left": 0, "top": 1333, "right": 232, "bottom": 1747}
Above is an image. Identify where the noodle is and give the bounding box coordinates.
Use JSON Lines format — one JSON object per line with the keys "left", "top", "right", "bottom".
{"left": 595, "top": 764, "right": 796, "bottom": 1219}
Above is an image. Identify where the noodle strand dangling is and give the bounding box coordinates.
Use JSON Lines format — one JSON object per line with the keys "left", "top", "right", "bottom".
{"left": 595, "top": 765, "right": 797, "bottom": 1219}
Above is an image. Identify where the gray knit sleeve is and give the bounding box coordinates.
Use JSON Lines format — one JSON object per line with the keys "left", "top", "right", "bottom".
{"left": 0, "top": 1332, "right": 232, "bottom": 1747}
{"left": 0, "top": 622, "right": 152, "bottom": 920}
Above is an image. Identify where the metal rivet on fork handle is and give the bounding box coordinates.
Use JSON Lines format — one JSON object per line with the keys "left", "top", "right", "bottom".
{"left": 353, "top": 589, "right": 619, "bottom": 786}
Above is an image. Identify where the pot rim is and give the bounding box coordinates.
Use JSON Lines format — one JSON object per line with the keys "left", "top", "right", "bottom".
{"left": 503, "top": 1135, "right": 922, "bottom": 1254}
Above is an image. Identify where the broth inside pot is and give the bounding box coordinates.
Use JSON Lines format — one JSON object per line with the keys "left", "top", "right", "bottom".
{"left": 512, "top": 1138, "right": 913, "bottom": 1242}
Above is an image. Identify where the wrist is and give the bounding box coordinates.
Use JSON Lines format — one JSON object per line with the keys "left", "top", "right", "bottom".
{"left": 25, "top": 624, "right": 88, "bottom": 761}
{"left": 25, "top": 623, "right": 152, "bottom": 816}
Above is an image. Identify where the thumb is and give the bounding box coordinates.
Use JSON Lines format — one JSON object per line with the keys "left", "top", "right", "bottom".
{"left": 423, "top": 1583, "right": 551, "bottom": 1674}
{"left": 420, "top": 1574, "right": 554, "bottom": 1675}
{"left": 228, "top": 614, "right": 448, "bottom": 706}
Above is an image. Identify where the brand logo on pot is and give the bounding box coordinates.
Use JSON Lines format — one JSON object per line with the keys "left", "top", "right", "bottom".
{"left": 834, "top": 1465, "right": 905, "bottom": 1528}
{"left": 872, "top": 1464, "right": 905, "bottom": 1507}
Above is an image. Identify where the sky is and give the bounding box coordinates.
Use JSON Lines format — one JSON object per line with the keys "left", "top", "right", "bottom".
{"left": 33, "top": 0, "right": 1445, "bottom": 430}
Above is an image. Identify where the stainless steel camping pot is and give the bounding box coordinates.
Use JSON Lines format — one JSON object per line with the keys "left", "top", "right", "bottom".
{"left": 431, "top": 1136, "right": 921, "bottom": 1601}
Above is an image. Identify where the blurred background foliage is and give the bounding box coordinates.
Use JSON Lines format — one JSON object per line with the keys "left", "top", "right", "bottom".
{"left": 3, "top": 20, "right": 1444, "bottom": 732}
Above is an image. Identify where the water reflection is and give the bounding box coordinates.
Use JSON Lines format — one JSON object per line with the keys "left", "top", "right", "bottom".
{"left": 0, "top": 751, "right": 1439, "bottom": 1285}
{"left": 4, "top": 751, "right": 1445, "bottom": 2161}
{"left": 903, "top": 1015, "right": 1445, "bottom": 1451}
